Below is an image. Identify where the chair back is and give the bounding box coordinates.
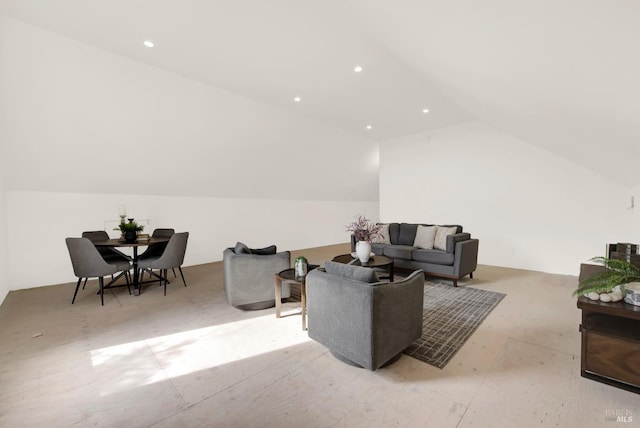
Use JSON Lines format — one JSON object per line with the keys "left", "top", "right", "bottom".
{"left": 82, "top": 231, "right": 110, "bottom": 242}
{"left": 65, "top": 237, "right": 118, "bottom": 278}
{"left": 154, "top": 232, "right": 189, "bottom": 269}
{"left": 152, "top": 228, "right": 175, "bottom": 238}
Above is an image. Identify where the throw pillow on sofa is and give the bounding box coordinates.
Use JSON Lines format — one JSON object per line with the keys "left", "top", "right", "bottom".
{"left": 413, "top": 225, "right": 437, "bottom": 249}
{"left": 434, "top": 226, "right": 458, "bottom": 251}
{"left": 371, "top": 223, "right": 391, "bottom": 244}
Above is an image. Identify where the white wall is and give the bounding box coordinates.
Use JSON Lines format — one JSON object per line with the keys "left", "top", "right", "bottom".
{"left": 630, "top": 184, "right": 640, "bottom": 242}
{"left": 0, "top": 17, "right": 379, "bottom": 202}
{"left": 6, "top": 190, "right": 377, "bottom": 289}
{"left": 0, "top": 178, "right": 8, "bottom": 304}
{"left": 379, "top": 121, "right": 632, "bottom": 275}
{"left": 0, "top": 17, "right": 381, "bottom": 292}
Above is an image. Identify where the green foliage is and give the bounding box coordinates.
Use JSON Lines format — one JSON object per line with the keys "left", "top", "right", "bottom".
{"left": 573, "top": 257, "right": 640, "bottom": 296}
{"left": 114, "top": 219, "right": 144, "bottom": 233}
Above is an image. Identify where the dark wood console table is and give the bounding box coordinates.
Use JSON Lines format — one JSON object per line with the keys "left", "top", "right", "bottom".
{"left": 577, "top": 296, "right": 640, "bottom": 394}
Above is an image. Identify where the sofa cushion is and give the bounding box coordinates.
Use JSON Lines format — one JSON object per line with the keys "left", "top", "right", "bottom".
{"left": 398, "top": 223, "right": 419, "bottom": 246}
{"left": 413, "top": 225, "right": 437, "bottom": 249}
{"left": 234, "top": 241, "right": 251, "bottom": 254}
{"left": 434, "top": 226, "right": 458, "bottom": 251}
{"left": 324, "top": 261, "right": 379, "bottom": 283}
{"left": 388, "top": 223, "right": 400, "bottom": 244}
{"left": 412, "top": 249, "right": 455, "bottom": 266}
{"left": 371, "top": 223, "right": 390, "bottom": 244}
{"left": 383, "top": 245, "right": 417, "bottom": 260}
{"left": 371, "top": 243, "right": 387, "bottom": 256}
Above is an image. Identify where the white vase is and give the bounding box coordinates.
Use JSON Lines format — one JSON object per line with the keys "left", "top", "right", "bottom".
{"left": 356, "top": 241, "right": 372, "bottom": 263}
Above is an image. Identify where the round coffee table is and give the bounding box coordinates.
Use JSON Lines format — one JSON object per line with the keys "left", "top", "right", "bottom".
{"left": 331, "top": 254, "right": 394, "bottom": 282}
{"left": 274, "top": 264, "right": 319, "bottom": 331}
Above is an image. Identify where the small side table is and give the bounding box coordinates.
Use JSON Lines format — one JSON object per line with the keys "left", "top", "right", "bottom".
{"left": 274, "top": 266, "right": 317, "bottom": 330}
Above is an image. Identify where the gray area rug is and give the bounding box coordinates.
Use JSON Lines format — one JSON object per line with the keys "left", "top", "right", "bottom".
{"left": 403, "top": 282, "right": 506, "bottom": 369}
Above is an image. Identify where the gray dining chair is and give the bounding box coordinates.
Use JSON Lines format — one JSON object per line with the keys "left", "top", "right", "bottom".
{"left": 137, "top": 232, "right": 189, "bottom": 295}
{"left": 66, "top": 237, "right": 132, "bottom": 305}
{"left": 81, "top": 230, "right": 132, "bottom": 289}
{"left": 139, "top": 228, "right": 185, "bottom": 284}
{"left": 82, "top": 230, "right": 132, "bottom": 262}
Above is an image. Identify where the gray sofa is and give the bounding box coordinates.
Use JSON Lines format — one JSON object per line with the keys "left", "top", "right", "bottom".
{"left": 306, "top": 262, "right": 424, "bottom": 370}
{"left": 223, "top": 243, "right": 291, "bottom": 310}
{"left": 351, "top": 223, "right": 479, "bottom": 286}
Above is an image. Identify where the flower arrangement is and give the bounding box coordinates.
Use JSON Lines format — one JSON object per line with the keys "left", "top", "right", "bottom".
{"left": 345, "top": 214, "right": 382, "bottom": 242}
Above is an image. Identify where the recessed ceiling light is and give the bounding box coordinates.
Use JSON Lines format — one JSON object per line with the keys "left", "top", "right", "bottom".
{"left": 354, "top": 65, "right": 363, "bottom": 73}
{"left": 143, "top": 40, "right": 154, "bottom": 48}
{"left": 293, "top": 96, "right": 301, "bottom": 102}
{"left": 366, "top": 125, "right": 372, "bottom": 130}
{"left": 422, "top": 108, "right": 430, "bottom": 114}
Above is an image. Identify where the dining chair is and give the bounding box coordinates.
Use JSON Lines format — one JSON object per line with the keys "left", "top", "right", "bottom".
{"left": 137, "top": 232, "right": 189, "bottom": 295}
{"left": 82, "top": 230, "right": 132, "bottom": 288}
{"left": 139, "top": 228, "right": 187, "bottom": 285}
{"left": 66, "top": 237, "right": 132, "bottom": 305}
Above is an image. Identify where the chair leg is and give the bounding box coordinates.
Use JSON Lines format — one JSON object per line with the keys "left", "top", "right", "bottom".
{"left": 178, "top": 266, "right": 187, "bottom": 287}
{"left": 72, "top": 278, "right": 82, "bottom": 304}
{"left": 82, "top": 277, "right": 88, "bottom": 290}
{"left": 172, "top": 267, "right": 177, "bottom": 278}
{"left": 164, "top": 269, "right": 168, "bottom": 296}
{"left": 99, "top": 277, "right": 104, "bottom": 306}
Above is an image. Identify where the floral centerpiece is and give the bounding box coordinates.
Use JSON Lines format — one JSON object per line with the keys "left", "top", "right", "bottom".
{"left": 345, "top": 214, "right": 381, "bottom": 263}
{"left": 345, "top": 214, "right": 382, "bottom": 242}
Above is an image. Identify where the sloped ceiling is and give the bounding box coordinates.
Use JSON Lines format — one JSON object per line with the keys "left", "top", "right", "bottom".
{"left": 1, "top": 0, "right": 639, "bottom": 188}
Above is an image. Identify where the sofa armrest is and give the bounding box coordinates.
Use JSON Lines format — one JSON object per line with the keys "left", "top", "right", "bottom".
{"left": 446, "top": 232, "right": 471, "bottom": 253}
{"left": 453, "top": 239, "right": 479, "bottom": 277}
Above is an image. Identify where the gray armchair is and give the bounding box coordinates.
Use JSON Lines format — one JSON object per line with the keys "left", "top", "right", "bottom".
{"left": 306, "top": 262, "right": 424, "bottom": 370}
{"left": 223, "top": 244, "right": 291, "bottom": 310}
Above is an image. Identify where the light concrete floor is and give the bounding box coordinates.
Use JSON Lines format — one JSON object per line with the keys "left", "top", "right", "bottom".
{"left": 0, "top": 243, "right": 638, "bottom": 427}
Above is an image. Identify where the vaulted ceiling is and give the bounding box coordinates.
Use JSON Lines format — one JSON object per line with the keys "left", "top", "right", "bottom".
{"left": 2, "top": 0, "right": 639, "bottom": 189}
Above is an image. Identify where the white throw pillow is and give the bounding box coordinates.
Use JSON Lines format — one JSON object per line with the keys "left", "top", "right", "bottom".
{"left": 434, "top": 226, "right": 458, "bottom": 251}
{"left": 413, "top": 225, "right": 437, "bottom": 249}
{"left": 371, "top": 223, "right": 391, "bottom": 244}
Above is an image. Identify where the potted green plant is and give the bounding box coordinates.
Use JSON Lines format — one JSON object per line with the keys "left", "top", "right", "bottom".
{"left": 115, "top": 218, "right": 144, "bottom": 243}
{"left": 573, "top": 257, "right": 640, "bottom": 299}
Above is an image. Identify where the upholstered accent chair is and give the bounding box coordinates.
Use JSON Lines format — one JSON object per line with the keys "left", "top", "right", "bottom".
{"left": 306, "top": 262, "right": 424, "bottom": 370}
{"left": 223, "top": 243, "right": 291, "bottom": 310}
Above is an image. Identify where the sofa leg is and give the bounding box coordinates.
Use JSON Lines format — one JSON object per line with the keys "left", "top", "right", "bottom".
{"left": 470, "top": 272, "right": 473, "bottom": 279}
{"left": 453, "top": 278, "right": 458, "bottom": 287}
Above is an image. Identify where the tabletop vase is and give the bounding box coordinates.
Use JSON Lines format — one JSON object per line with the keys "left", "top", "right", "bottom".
{"left": 356, "top": 241, "right": 371, "bottom": 263}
